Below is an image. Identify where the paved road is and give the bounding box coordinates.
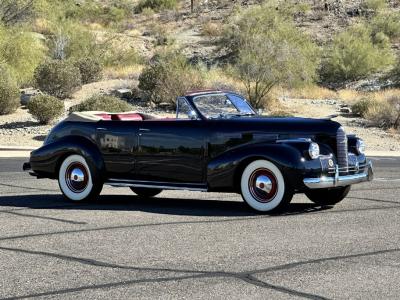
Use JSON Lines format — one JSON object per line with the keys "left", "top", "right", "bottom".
{"left": 0, "top": 157, "right": 399, "bottom": 299}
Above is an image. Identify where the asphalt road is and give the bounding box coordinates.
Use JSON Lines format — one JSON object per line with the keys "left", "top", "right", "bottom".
{"left": 0, "top": 157, "right": 399, "bottom": 300}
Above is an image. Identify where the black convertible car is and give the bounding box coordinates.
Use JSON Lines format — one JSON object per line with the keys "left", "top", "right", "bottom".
{"left": 24, "top": 90, "right": 373, "bottom": 212}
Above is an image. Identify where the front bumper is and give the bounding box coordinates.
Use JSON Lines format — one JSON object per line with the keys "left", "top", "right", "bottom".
{"left": 303, "top": 160, "right": 374, "bottom": 189}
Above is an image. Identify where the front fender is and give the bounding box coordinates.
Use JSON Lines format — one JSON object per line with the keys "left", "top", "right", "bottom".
{"left": 207, "top": 142, "right": 321, "bottom": 191}
{"left": 30, "top": 136, "right": 105, "bottom": 179}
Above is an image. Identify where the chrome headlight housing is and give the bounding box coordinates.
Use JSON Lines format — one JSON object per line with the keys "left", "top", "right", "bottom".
{"left": 356, "top": 139, "right": 365, "bottom": 155}
{"left": 308, "top": 142, "right": 320, "bottom": 159}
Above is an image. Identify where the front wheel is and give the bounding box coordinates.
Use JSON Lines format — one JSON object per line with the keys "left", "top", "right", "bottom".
{"left": 131, "top": 187, "right": 162, "bottom": 198}
{"left": 58, "top": 154, "right": 103, "bottom": 202}
{"left": 240, "top": 160, "right": 293, "bottom": 212}
{"left": 305, "top": 186, "right": 351, "bottom": 206}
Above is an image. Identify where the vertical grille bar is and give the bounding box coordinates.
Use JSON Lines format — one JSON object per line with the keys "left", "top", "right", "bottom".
{"left": 336, "top": 127, "right": 348, "bottom": 172}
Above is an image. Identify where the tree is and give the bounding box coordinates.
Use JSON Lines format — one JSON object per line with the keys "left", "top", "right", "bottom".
{"left": 321, "top": 25, "right": 395, "bottom": 83}
{"left": 224, "top": 5, "right": 319, "bottom": 109}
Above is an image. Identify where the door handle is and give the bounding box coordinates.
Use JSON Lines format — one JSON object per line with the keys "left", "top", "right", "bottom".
{"left": 139, "top": 128, "right": 150, "bottom": 132}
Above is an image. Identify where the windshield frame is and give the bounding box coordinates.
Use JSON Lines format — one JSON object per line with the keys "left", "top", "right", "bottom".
{"left": 189, "top": 92, "right": 257, "bottom": 120}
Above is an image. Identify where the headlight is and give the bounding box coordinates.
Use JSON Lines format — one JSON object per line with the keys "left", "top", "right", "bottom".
{"left": 308, "top": 142, "right": 320, "bottom": 159}
{"left": 356, "top": 139, "right": 365, "bottom": 155}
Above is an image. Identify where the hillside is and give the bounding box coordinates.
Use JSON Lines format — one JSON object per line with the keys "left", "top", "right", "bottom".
{"left": 0, "top": 0, "right": 399, "bottom": 149}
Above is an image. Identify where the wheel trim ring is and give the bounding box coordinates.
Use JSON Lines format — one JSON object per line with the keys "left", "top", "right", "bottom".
{"left": 65, "top": 162, "right": 89, "bottom": 193}
{"left": 248, "top": 168, "right": 278, "bottom": 203}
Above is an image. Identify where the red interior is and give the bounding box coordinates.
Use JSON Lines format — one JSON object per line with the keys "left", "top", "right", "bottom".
{"left": 94, "top": 113, "right": 174, "bottom": 121}
{"left": 111, "top": 113, "right": 143, "bottom": 121}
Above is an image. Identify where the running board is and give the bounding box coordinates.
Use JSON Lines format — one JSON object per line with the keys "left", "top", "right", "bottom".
{"left": 105, "top": 178, "right": 208, "bottom": 192}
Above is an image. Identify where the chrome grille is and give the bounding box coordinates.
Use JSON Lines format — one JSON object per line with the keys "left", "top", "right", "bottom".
{"left": 336, "top": 127, "right": 348, "bottom": 172}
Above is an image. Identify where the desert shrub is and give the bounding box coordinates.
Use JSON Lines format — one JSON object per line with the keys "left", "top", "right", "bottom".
{"left": 138, "top": 51, "right": 205, "bottom": 107}
{"left": 321, "top": 25, "right": 394, "bottom": 84}
{"left": 222, "top": 5, "right": 319, "bottom": 109}
{"left": 0, "top": 68, "right": 19, "bottom": 115}
{"left": 352, "top": 96, "right": 379, "bottom": 117}
{"left": 370, "top": 12, "right": 400, "bottom": 41}
{"left": 0, "top": 26, "right": 45, "bottom": 85}
{"left": 74, "top": 57, "right": 102, "bottom": 84}
{"left": 34, "top": 60, "right": 82, "bottom": 99}
{"left": 142, "top": 7, "right": 155, "bottom": 17}
{"left": 49, "top": 23, "right": 100, "bottom": 60}
{"left": 135, "top": 0, "right": 177, "bottom": 13}
{"left": 391, "top": 57, "right": 400, "bottom": 86}
{"left": 361, "top": 0, "right": 387, "bottom": 12}
{"left": 365, "top": 96, "right": 400, "bottom": 129}
{"left": 202, "top": 22, "right": 222, "bottom": 37}
{"left": 102, "top": 46, "right": 143, "bottom": 67}
{"left": 27, "top": 95, "right": 64, "bottom": 124}
{"left": 70, "top": 95, "right": 133, "bottom": 112}
{"left": 0, "top": 0, "right": 34, "bottom": 26}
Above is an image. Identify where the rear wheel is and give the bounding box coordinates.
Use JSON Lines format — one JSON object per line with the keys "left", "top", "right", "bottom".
{"left": 240, "top": 160, "right": 293, "bottom": 212}
{"left": 131, "top": 187, "right": 162, "bottom": 198}
{"left": 58, "top": 154, "right": 103, "bottom": 202}
{"left": 305, "top": 186, "right": 351, "bottom": 206}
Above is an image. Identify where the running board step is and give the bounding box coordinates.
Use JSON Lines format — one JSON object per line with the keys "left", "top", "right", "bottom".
{"left": 105, "top": 178, "right": 208, "bottom": 192}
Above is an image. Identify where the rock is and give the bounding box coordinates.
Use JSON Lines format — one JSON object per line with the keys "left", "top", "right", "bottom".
{"left": 340, "top": 107, "right": 351, "bottom": 114}
{"left": 20, "top": 88, "right": 42, "bottom": 106}
{"left": 112, "top": 88, "right": 133, "bottom": 100}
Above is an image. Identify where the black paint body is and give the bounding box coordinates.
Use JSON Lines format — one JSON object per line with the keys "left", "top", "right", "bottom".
{"left": 28, "top": 94, "right": 366, "bottom": 193}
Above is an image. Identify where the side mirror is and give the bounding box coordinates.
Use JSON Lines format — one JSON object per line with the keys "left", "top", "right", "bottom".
{"left": 188, "top": 110, "right": 198, "bottom": 120}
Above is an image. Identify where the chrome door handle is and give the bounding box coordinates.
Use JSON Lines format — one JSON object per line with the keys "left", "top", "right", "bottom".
{"left": 139, "top": 128, "right": 150, "bottom": 132}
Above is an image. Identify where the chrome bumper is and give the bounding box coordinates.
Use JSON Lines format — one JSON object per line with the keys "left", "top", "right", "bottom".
{"left": 303, "top": 161, "right": 374, "bottom": 189}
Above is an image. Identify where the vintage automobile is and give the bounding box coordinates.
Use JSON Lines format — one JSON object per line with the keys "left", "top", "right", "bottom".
{"left": 23, "top": 90, "right": 373, "bottom": 212}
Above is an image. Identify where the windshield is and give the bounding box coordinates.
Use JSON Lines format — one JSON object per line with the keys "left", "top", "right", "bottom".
{"left": 193, "top": 93, "right": 256, "bottom": 119}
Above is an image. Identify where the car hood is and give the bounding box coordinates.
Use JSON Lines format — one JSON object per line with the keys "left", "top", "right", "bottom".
{"left": 217, "top": 116, "right": 342, "bottom": 137}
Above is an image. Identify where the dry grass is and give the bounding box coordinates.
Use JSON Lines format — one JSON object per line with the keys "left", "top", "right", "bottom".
{"left": 282, "top": 85, "right": 337, "bottom": 100}
{"left": 202, "top": 21, "right": 222, "bottom": 37}
{"left": 103, "top": 65, "right": 144, "bottom": 80}
{"left": 204, "top": 68, "right": 244, "bottom": 92}
{"left": 337, "top": 89, "right": 362, "bottom": 103}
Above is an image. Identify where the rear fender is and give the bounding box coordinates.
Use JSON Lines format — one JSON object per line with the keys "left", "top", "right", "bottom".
{"left": 30, "top": 136, "right": 105, "bottom": 179}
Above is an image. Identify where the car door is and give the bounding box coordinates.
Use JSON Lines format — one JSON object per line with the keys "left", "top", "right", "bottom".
{"left": 133, "top": 120, "right": 207, "bottom": 183}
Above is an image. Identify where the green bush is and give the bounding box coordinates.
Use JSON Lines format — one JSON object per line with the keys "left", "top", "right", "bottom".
{"left": 0, "top": 26, "right": 45, "bottom": 85}
{"left": 361, "top": 0, "right": 387, "bottom": 12}
{"left": 27, "top": 95, "right": 64, "bottom": 124}
{"left": 321, "top": 25, "right": 395, "bottom": 83}
{"left": 222, "top": 4, "right": 319, "bottom": 108}
{"left": 102, "top": 46, "right": 143, "bottom": 67}
{"left": 74, "top": 57, "right": 102, "bottom": 84}
{"left": 34, "top": 60, "right": 82, "bottom": 99}
{"left": 48, "top": 23, "right": 100, "bottom": 60}
{"left": 70, "top": 94, "right": 133, "bottom": 112}
{"left": 0, "top": 68, "right": 19, "bottom": 115}
{"left": 138, "top": 51, "right": 205, "bottom": 107}
{"left": 370, "top": 12, "right": 400, "bottom": 41}
{"left": 135, "top": 0, "right": 177, "bottom": 13}
{"left": 392, "top": 57, "right": 400, "bottom": 86}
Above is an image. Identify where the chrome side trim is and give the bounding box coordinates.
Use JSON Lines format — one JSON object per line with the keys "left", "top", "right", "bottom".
{"left": 105, "top": 178, "right": 208, "bottom": 192}
{"left": 277, "top": 138, "right": 312, "bottom": 143}
{"left": 304, "top": 161, "right": 373, "bottom": 189}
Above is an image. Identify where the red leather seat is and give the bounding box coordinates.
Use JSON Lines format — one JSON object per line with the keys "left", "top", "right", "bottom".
{"left": 111, "top": 113, "right": 143, "bottom": 121}
{"left": 95, "top": 113, "right": 112, "bottom": 120}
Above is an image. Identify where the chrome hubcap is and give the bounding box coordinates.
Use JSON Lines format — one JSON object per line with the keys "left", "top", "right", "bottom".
{"left": 255, "top": 175, "right": 273, "bottom": 194}
{"left": 65, "top": 162, "right": 88, "bottom": 193}
{"left": 248, "top": 168, "right": 278, "bottom": 203}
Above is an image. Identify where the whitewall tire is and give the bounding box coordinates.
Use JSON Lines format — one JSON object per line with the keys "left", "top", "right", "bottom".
{"left": 58, "top": 154, "right": 102, "bottom": 202}
{"left": 240, "top": 160, "right": 293, "bottom": 212}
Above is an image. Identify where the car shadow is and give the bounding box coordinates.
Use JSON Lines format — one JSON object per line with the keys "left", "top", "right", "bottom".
{"left": 0, "top": 194, "right": 332, "bottom": 217}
